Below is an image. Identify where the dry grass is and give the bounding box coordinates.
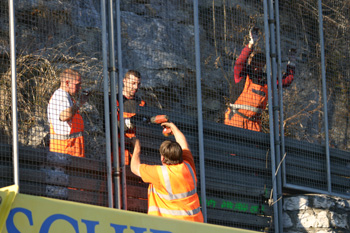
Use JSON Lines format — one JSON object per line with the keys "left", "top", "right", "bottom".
{"left": 0, "top": 39, "right": 104, "bottom": 148}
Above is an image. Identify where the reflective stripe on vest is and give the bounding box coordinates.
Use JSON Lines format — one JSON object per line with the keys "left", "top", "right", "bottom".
{"left": 148, "top": 206, "right": 202, "bottom": 216}
{"left": 149, "top": 162, "right": 199, "bottom": 217}
{"left": 229, "top": 75, "right": 268, "bottom": 120}
{"left": 150, "top": 163, "right": 197, "bottom": 201}
{"left": 252, "top": 88, "right": 266, "bottom": 97}
{"left": 230, "top": 103, "right": 262, "bottom": 114}
{"left": 50, "top": 131, "right": 83, "bottom": 140}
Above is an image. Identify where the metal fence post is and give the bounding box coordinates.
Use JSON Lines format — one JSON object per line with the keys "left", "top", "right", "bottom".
{"left": 267, "top": 0, "right": 284, "bottom": 231}
{"left": 116, "top": 0, "right": 127, "bottom": 209}
{"left": 101, "top": 0, "right": 114, "bottom": 208}
{"left": 274, "top": 1, "right": 286, "bottom": 230}
{"left": 275, "top": 0, "right": 288, "bottom": 195}
{"left": 263, "top": 0, "right": 279, "bottom": 231}
{"left": 193, "top": 0, "right": 207, "bottom": 222}
{"left": 9, "top": 0, "right": 19, "bottom": 189}
{"left": 318, "top": 0, "right": 331, "bottom": 193}
{"left": 107, "top": 0, "right": 121, "bottom": 209}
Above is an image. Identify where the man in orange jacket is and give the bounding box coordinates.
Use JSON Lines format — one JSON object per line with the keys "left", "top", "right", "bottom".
{"left": 130, "top": 122, "right": 204, "bottom": 222}
{"left": 47, "top": 68, "right": 88, "bottom": 157}
{"left": 225, "top": 27, "right": 295, "bottom": 132}
{"left": 114, "top": 70, "right": 146, "bottom": 165}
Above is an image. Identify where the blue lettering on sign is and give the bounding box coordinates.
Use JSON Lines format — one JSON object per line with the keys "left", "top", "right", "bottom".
{"left": 82, "top": 219, "right": 99, "bottom": 233}
{"left": 6, "top": 207, "right": 173, "bottom": 233}
{"left": 110, "top": 224, "right": 128, "bottom": 233}
{"left": 40, "top": 214, "right": 79, "bottom": 233}
{"left": 150, "top": 229, "right": 172, "bottom": 233}
{"left": 130, "top": 226, "right": 147, "bottom": 233}
{"left": 6, "top": 208, "right": 33, "bottom": 233}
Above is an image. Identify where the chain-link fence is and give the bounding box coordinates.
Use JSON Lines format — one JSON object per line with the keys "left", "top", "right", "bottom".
{"left": 1, "top": 0, "right": 350, "bottom": 232}
{"left": 0, "top": 0, "right": 108, "bottom": 206}
{"left": 278, "top": 0, "right": 350, "bottom": 197}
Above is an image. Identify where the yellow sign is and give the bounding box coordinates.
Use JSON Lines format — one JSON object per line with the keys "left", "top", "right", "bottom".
{"left": 0, "top": 185, "right": 258, "bottom": 233}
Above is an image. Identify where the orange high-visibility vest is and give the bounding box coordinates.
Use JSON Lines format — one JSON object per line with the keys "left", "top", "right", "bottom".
{"left": 49, "top": 111, "right": 85, "bottom": 157}
{"left": 225, "top": 75, "right": 268, "bottom": 132}
{"left": 117, "top": 98, "right": 146, "bottom": 138}
{"left": 115, "top": 98, "right": 145, "bottom": 165}
{"left": 147, "top": 162, "right": 204, "bottom": 222}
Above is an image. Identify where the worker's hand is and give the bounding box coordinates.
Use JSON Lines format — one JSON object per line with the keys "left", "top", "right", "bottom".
{"left": 126, "top": 137, "right": 140, "bottom": 147}
{"left": 249, "top": 27, "right": 260, "bottom": 45}
{"left": 287, "top": 48, "right": 297, "bottom": 67}
{"left": 130, "top": 137, "right": 139, "bottom": 146}
{"left": 161, "top": 122, "right": 175, "bottom": 130}
{"left": 160, "top": 122, "right": 174, "bottom": 137}
{"left": 124, "top": 118, "right": 134, "bottom": 130}
{"left": 76, "top": 91, "right": 89, "bottom": 108}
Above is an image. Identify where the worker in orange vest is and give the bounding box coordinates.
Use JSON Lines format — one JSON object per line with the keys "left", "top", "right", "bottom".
{"left": 48, "top": 68, "right": 88, "bottom": 157}
{"left": 110, "top": 70, "right": 146, "bottom": 165}
{"left": 225, "top": 27, "right": 296, "bottom": 132}
{"left": 130, "top": 122, "right": 204, "bottom": 222}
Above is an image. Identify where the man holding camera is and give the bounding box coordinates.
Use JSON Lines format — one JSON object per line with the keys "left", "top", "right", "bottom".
{"left": 225, "top": 27, "right": 296, "bottom": 132}
{"left": 116, "top": 70, "right": 146, "bottom": 165}
{"left": 47, "top": 68, "right": 88, "bottom": 157}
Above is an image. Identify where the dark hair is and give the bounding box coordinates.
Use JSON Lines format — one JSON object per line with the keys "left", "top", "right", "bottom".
{"left": 159, "top": 140, "right": 183, "bottom": 165}
{"left": 124, "top": 70, "right": 141, "bottom": 80}
{"left": 250, "top": 52, "right": 266, "bottom": 66}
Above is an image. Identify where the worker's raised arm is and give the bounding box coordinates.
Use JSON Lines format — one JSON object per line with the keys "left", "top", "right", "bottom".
{"left": 161, "top": 122, "right": 189, "bottom": 150}
{"left": 130, "top": 138, "right": 141, "bottom": 177}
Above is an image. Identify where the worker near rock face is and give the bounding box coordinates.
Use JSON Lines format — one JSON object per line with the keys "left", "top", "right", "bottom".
{"left": 225, "top": 27, "right": 296, "bottom": 132}
{"left": 110, "top": 70, "right": 146, "bottom": 165}
{"left": 47, "top": 68, "right": 88, "bottom": 157}
{"left": 130, "top": 122, "right": 204, "bottom": 222}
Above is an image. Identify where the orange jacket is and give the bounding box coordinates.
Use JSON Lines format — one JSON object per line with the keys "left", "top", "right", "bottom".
{"left": 49, "top": 111, "right": 85, "bottom": 157}
{"left": 225, "top": 75, "right": 268, "bottom": 132}
{"left": 140, "top": 150, "right": 203, "bottom": 222}
{"left": 226, "top": 45, "right": 295, "bottom": 132}
{"left": 117, "top": 96, "right": 146, "bottom": 138}
{"left": 115, "top": 96, "right": 145, "bottom": 164}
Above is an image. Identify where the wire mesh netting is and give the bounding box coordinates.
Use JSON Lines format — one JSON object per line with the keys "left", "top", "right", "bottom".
{"left": 197, "top": 1, "right": 272, "bottom": 230}
{"left": 1, "top": 0, "right": 350, "bottom": 232}
{"left": 0, "top": 0, "right": 108, "bottom": 206}
{"left": 279, "top": 0, "right": 329, "bottom": 193}
{"left": 320, "top": 0, "right": 350, "bottom": 195}
{"left": 0, "top": 0, "right": 12, "bottom": 191}
{"left": 118, "top": 0, "right": 273, "bottom": 231}
{"left": 279, "top": 0, "right": 350, "bottom": 196}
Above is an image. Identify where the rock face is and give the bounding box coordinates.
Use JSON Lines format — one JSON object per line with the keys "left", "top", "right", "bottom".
{"left": 1, "top": 2, "right": 350, "bottom": 151}
{"left": 283, "top": 195, "right": 350, "bottom": 233}
{"left": 1, "top": 1, "right": 350, "bottom": 232}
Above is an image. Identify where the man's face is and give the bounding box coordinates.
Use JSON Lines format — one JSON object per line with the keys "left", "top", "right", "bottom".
{"left": 67, "top": 74, "right": 82, "bottom": 96}
{"left": 123, "top": 75, "right": 140, "bottom": 99}
{"left": 250, "top": 61, "right": 265, "bottom": 75}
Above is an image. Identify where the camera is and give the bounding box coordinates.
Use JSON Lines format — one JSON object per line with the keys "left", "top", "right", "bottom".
{"left": 82, "top": 90, "right": 90, "bottom": 96}
{"left": 289, "top": 48, "right": 297, "bottom": 55}
{"left": 252, "top": 27, "right": 259, "bottom": 34}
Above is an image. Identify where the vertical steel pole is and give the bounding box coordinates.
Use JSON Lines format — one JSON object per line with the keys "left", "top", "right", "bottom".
{"left": 115, "top": 0, "right": 127, "bottom": 209}
{"left": 263, "top": 0, "right": 279, "bottom": 231}
{"left": 268, "top": 0, "right": 283, "bottom": 231}
{"left": 101, "top": 0, "right": 114, "bottom": 208}
{"left": 193, "top": 0, "right": 207, "bottom": 222}
{"left": 275, "top": 0, "right": 287, "bottom": 192}
{"left": 274, "top": 1, "right": 285, "bottom": 230}
{"left": 318, "top": 0, "right": 331, "bottom": 193}
{"left": 107, "top": 0, "right": 121, "bottom": 209}
{"left": 9, "top": 0, "right": 19, "bottom": 188}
